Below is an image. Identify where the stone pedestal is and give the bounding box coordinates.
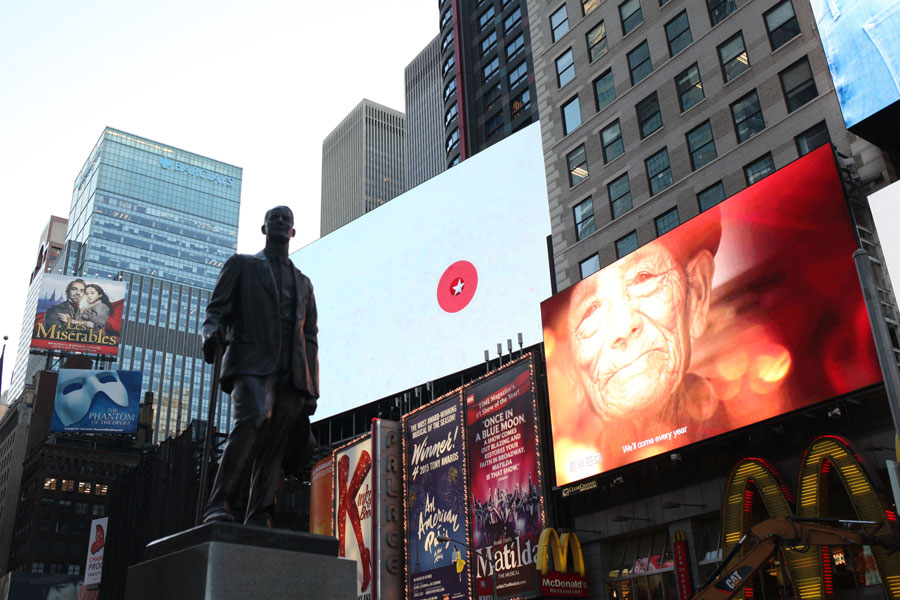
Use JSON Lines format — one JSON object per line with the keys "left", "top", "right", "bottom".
{"left": 125, "top": 522, "right": 355, "bottom": 600}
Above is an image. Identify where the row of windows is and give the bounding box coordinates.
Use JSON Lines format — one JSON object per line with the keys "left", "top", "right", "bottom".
{"left": 553, "top": 0, "right": 796, "bottom": 45}
{"left": 31, "top": 563, "right": 81, "bottom": 575}
{"left": 43, "top": 478, "right": 108, "bottom": 496}
{"left": 559, "top": 5, "right": 804, "bottom": 140}
{"left": 565, "top": 55, "right": 818, "bottom": 190}
{"left": 573, "top": 120, "right": 831, "bottom": 278}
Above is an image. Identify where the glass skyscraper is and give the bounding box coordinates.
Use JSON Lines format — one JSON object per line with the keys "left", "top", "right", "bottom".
{"left": 66, "top": 128, "right": 240, "bottom": 288}
{"left": 10, "top": 128, "right": 241, "bottom": 440}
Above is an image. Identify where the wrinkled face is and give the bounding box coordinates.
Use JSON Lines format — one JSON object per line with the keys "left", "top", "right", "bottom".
{"left": 84, "top": 286, "right": 100, "bottom": 303}
{"left": 568, "top": 241, "right": 692, "bottom": 420}
{"left": 263, "top": 207, "right": 294, "bottom": 243}
{"left": 67, "top": 282, "right": 85, "bottom": 303}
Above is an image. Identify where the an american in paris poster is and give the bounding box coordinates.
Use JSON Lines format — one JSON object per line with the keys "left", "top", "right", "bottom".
{"left": 404, "top": 392, "right": 471, "bottom": 600}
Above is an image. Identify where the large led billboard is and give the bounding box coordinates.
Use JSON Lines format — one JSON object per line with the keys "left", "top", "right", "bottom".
{"left": 291, "top": 123, "right": 551, "bottom": 419}
{"left": 869, "top": 180, "right": 900, "bottom": 290}
{"left": 542, "top": 145, "right": 881, "bottom": 486}
{"left": 32, "top": 274, "right": 126, "bottom": 356}
{"left": 52, "top": 369, "right": 142, "bottom": 434}
{"left": 811, "top": 0, "right": 900, "bottom": 128}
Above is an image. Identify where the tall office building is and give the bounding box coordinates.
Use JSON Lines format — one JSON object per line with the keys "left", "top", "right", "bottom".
{"left": 439, "top": 0, "right": 540, "bottom": 168}
{"left": 405, "top": 36, "right": 447, "bottom": 190}
{"left": 66, "top": 128, "right": 240, "bottom": 289}
{"left": 320, "top": 100, "right": 407, "bottom": 236}
{"left": 524, "top": 0, "right": 891, "bottom": 289}
{"left": 9, "top": 128, "right": 241, "bottom": 440}
{"left": 8, "top": 217, "right": 68, "bottom": 401}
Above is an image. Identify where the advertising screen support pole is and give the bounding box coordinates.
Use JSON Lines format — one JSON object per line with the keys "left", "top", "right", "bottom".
{"left": 854, "top": 249, "right": 900, "bottom": 443}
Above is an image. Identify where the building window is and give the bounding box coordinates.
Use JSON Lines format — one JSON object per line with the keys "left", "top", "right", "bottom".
{"left": 62, "top": 479, "right": 74, "bottom": 492}
{"left": 484, "top": 83, "right": 502, "bottom": 111}
{"left": 574, "top": 197, "right": 596, "bottom": 240}
{"left": 698, "top": 181, "right": 726, "bottom": 211}
{"left": 78, "top": 481, "right": 92, "bottom": 494}
{"left": 511, "top": 89, "right": 531, "bottom": 119}
{"left": 509, "top": 61, "right": 528, "bottom": 89}
{"left": 44, "top": 477, "right": 57, "bottom": 491}
{"left": 562, "top": 97, "right": 582, "bottom": 134}
{"left": 586, "top": 21, "right": 608, "bottom": 62}
{"left": 583, "top": 0, "right": 601, "bottom": 16}
{"left": 627, "top": 41, "right": 652, "bottom": 85}
{"left": 75, "top": 502, "right": 89, "bottom": 515}
{"left": 601, "top": 120, "right": 625, "bottom": 163}
{"left": 59, "top": 500, "right": 72, "bottom": 511}
{"left": 443, "top": 54, "right": 456, "bottom": 77}
{"left": 665, "top": 11, "right": 692, "bottom": 56}
{"left": 780, "top": 57, "right": 817, "bottom": 112}
{"left": 707, "top": 0, "right": 735, "bottom": 26}
{"left": 441, "top": 8, "right": 453, "bottom": 28}
{"left": 686, "top": 121, "right": 717, "bottom": 170}
{"left": 479, "top": 6, "right": 495, "bottom": 31}
{"left": 551, "top": 5, "right": 569, "bottom": 42}
{"left": 675, "top": 63, "right": 704, "bottom": 112}
{"left": 483, "top": 56, "right": 500, "bottom": 82}
{"left": 731, "top": 90, "right": 764, "bottom": 142}
{"left": 744, "top": 153, "right": 775, "bottom": 185}
{"left": 616, "top": 231, "right": 639, "bottom": 258}
{"left": 580, "top": 255, "right": 601, "bottom": 279}
{"left": 92, "top": 503, "right": 106, "bottom": 516}
{"left": 620, "top": 0, "right": 643, "bottom": 35}
{"left": 485, "top": 112, "right": 504, "bottom": 139}
{"left": 481, "top": 31, "right": 498, "bottom": 55}
{"left": 506, "top": 33, "right": 524, "bottom": 60}
{"left": 719, "top": 33, "right": 750, "bottom": 82}
{"left": 764, "top": 0, "right": 800, "bottom": 50}
{"left": 557, "top": 49, "right": 576, "bottom": 87}
{"left": 444, "top": 79, "right": 456, "bottom": 101}
{"left": 795, "top": 121, "right": 830, "bottom": 156}
{"left": 32, "top": 563, "right": 45, "bottom": 574}
{"left": 442, "top": 30, "right": 454, "bottom": 52}
{"left": 636, "top": 92, "right": 662, "bottom": 138}
{"left": 446, "top": 129, "right": 460, "bottom": 154}
{"left": 445, "top": 103, "right": 458, "bottom": 126}
{"left": 68, "top": 565, "right": 81, "bottom": 576}
{"left": 594, "top": 69, "right": 616, "bottom": 111}
{"left": 608, "top": 174, "right": 633, "bottom": 218}
{"left": 655, "top": 207, "right": 680, "bottom": 236}
{"left": 504, "top": 7, "right": 522, "bottom": 33}
{"left": 567, "top": 145, "right": 589, "bottom": 186}
{"left": 646, "top": 148, "right": 673, "bottom": 195}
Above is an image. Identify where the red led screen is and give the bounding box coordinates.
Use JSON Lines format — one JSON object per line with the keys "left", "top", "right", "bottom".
{"left": 541, "top": 146, "right": 881, "bottom": 486}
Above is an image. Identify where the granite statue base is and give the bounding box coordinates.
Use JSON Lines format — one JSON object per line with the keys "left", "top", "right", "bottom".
{"left": 125, "top": 522, "right": 355, "bottom": 600}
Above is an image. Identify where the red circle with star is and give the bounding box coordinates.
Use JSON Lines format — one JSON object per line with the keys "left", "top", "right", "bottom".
{"left": 437, "top": 260, "right": 478, "bottom": 313}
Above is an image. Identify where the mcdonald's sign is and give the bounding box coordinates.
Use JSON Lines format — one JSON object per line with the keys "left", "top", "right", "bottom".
{"left": 722, "top": 435, "right": 900, "bottom": 600}
{"left": 535, "top": 528, "right": 589, "bottom": 598}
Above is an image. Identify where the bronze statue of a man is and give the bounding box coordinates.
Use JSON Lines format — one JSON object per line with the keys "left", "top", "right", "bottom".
{"left": 201, "top": 206, "right": 319, "bottom": 527}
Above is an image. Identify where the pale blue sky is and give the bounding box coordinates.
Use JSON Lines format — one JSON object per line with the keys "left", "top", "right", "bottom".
{"left": 0, "top": 0, "right": 438, "bottom": 392}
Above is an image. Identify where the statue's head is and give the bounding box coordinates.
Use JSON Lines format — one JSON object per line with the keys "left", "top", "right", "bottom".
{"left": 261, "top": 205, "right": 295, "bottom": 244}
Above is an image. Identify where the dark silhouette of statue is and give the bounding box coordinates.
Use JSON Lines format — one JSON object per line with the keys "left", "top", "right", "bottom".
{"left": 201, "top": 206, "right": 319, "bottom": 527}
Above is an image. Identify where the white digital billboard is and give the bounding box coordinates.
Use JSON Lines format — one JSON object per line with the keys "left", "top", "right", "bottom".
{"left": 292, "top": 123, "right": 552, "bottom": 419}
{"left": 869, "top": 180, "right": 900, "bottom": 290}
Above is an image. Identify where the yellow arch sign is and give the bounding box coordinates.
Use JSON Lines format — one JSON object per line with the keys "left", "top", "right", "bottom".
{"left": 722, "top": 435, "right": 900, "bottom": 600}
{"left": 536, "top": 528, "right": 586, "bottom": 577}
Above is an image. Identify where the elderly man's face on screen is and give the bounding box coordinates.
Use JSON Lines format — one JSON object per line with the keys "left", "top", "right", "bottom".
{"left": 567, "top": 239, "right": 713, "bottom": 420}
